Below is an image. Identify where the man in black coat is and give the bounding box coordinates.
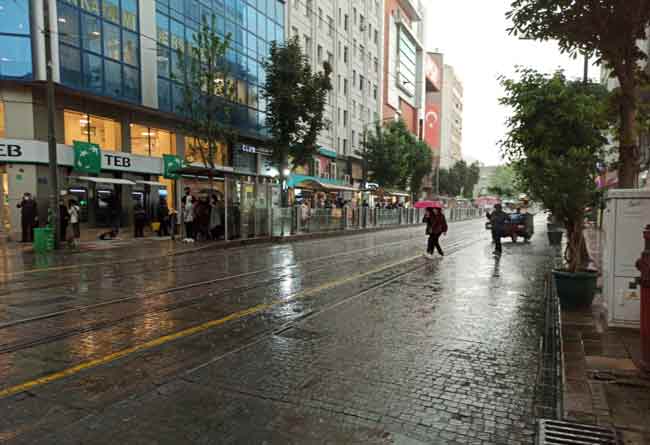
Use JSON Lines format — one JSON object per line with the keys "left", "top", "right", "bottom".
{"left": 17, "top": 192, "right": 37, "bottom": 242}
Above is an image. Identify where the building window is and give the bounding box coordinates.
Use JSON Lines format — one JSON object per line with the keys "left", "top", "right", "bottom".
{"left": 327, "top": 16, "right": 333, "bottom": 36}
{"left": 344, "top": 14, "right": 348, "bottom": 31}
{"left": 318, "top": 8, "right": 323, "bottom": 27}
{"left": 0, "top": 0, "right": 32, "bottom": 79}
{"left": 374, "top": 57, "right": 379, "bottom": 73}
{"left": 397, "top": 27, "right": 417, "bottom": 97}
{"left": 374, "top": 29, "right": 379, "bottom": 45}
{"left": 359, "top": 75, "right": 364, "bottom": 92}
{"left": 317, "top": 45, "right": 323, "bottom": 62}
{"left": 343, "top": 110, "right": 348, "bottom": 127}
{"left": 359, "top": 15, "right": 364, "bottom": 32}
{"left": 63, "top": 110, "right": 122, "bottom": 151}
{"left": 337, "top": 74, "right": 341, "bottom": 91}
{"left": 343, "top": 46, "right": 348, "bottom": 63}
{"left": 353, "top": 39, "right": 357, "bottom": 56}
{"left": 351, "top": 130, "right": 355, "bottom": 148}
{"left": 353, "top": 70, "right": 356, "bottom": 87}
{"left": 343, "top": 138, "right": 348, "bottom": 155}
{"left": 337, "top": 107, "right": 341, "bottom": 125}
{"left": 352, "top": 100, "right": 356, "bottom": 118}
{"left": 353, "top": 8, "right": 357, "bottom": 24}
{"left": 57, "top": 0, "right": 140, "bottom": 102}
{"left": 327, "top": 51, "right": 333, "bottom": 66}
{"left": 185, "top": 136, "right": 228, "bottom": 166}
{"left": 305, "top": 0, "right": 312, "bottom": 16}
{"left": 373, "top": 84, "right": 378, "bottom": 100}
{"left": 303, "top": 35, "right": 311, "bottom": 58}
{"left": 343, "top": 78, "right": 348, "bottom": 95}
{"left": 130, "top": 124, "right": 176, "bottom": 157}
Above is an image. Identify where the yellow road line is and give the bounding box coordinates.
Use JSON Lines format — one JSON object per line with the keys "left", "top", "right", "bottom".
{"left": 0, "top": 254, "right": 422, "bottom": 399}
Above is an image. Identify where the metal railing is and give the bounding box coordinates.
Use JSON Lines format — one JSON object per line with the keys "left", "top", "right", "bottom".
{"left": 271, "top": 207, "right": 486, "bottom": 237}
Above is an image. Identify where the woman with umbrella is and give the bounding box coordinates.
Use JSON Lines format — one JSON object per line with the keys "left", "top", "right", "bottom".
{"left": 417, "top": 201, "right": 448, "bottom": 259}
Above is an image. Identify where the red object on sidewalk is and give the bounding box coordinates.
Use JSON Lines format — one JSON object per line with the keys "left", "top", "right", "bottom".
{"left": 635, "top": 224, "right": 650, "bottom": 372}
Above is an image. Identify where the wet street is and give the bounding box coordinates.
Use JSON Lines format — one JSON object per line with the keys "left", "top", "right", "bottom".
{"left": 0, "top": 218, "right": 555, "bottom": 444}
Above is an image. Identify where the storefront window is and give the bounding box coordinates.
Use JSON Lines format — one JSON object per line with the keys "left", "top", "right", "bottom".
{"left": 184, "top": 136, "right": 228, "bottom": 166}
{"left": 64, "top": 110, "right": 121, "bottom": 151}
{"left": 130, "top": 124, "right": 176, "bottom": 157}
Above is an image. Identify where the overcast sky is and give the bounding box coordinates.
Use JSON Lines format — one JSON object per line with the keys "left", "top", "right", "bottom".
{"left": 425, "top": 0, "right": 599, "bottom": 166}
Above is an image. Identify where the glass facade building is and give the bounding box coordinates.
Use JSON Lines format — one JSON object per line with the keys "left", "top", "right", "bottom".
{"left": 156, "top": 0, "right": 284, "bottom": 138}
{"left": 0, "top": 0, "right": 33, "bottom": 79}
{"left": 57, "top": 0, "right": 141, "bottom": 102}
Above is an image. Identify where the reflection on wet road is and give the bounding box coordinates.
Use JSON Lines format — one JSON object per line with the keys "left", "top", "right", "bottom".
{"left": 0, "top": 218, "right": 554, "bottom": 444}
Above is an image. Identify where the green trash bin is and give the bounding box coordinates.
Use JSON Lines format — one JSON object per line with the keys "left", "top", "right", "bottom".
{"left": 33, "top": 227, "right": 54, "bottom": 253}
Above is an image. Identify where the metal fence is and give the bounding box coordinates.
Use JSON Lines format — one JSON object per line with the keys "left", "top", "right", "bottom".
{"left": 271, "top": 207, "right": 486, "bottom": 237}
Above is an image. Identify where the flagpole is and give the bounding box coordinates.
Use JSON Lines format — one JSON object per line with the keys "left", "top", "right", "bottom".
{"left": 44, "top": 0, "right": 60, "bottom": 249}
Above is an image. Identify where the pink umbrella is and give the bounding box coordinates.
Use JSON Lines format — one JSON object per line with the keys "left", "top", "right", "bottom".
{"left": 414, "top": 200, "right": 443, "bottom": 209}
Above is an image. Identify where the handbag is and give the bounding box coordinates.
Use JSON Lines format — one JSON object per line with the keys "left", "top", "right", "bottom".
{"left": 151, "top": 222, "right": 161, "bottom": 232}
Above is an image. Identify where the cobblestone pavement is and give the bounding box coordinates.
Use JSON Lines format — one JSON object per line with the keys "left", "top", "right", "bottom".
{"left": 0, "top": 217, "right": 555, "bottom": 444}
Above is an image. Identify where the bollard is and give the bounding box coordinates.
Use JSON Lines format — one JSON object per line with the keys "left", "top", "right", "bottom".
{"left": 635, "top": 225, "right": 650, "bottom": 372}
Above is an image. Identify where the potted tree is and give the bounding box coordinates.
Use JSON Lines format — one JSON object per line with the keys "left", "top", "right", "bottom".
{"left": 500, "top": 69, "right": 609, "bottom": 308}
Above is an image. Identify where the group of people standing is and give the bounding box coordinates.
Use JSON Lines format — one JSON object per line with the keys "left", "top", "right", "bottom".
{"left": 181, "top": 187, "right": 224, "bottom": 242}
{"left": 17, "top": 193, "right": 81, "bottom": 245}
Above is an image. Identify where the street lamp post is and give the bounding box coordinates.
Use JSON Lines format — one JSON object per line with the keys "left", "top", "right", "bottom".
{"left": 44, "top": 0, "right": 60, "bottom": 249}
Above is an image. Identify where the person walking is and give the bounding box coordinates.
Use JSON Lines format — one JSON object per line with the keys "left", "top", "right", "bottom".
{"left": 17, "top": 192, "right": 38, "bottom": 243}
{"left": 68, "top": 199, "right": 81, "bottom": 247}
{"left": 423, "top": 207, "right": 448, "bottom": 259}
{"left": 488, "top": 203, "right": 508, "bottom": 255}
{"left": 59, "top": 199, "right": 70, "bottom": 242}
{"left": 133, "top": 203, "right": 147, "bottom": 238}
{"left": 157, "top": 199, "right": 170, "bottom": 237}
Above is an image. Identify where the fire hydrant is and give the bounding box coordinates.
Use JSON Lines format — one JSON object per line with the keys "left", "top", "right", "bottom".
{"left": 635, "top": 225, "right": 650, "bottom": 372}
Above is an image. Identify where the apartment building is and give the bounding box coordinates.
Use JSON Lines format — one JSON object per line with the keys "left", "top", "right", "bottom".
{"left": 383, "top": 0, "right": 426, "bottom": 138}
{"left": 440, "top": 64, "right": 463, "bottom": 169}
{"left": 287, "top": 0, "right": 384, "bottom": 189}
{"left": 0, "top": 0, "right": 285, "bottom": 239}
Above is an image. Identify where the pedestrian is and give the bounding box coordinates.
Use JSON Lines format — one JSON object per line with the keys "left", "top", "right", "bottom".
{"left": 209, "top": 194, "right": 222, "bottom": 240}
{"left": 423, "top": 207, "right": 448, "bottom": 259}
{"left": 488, "top": 203, "right": 508, "bottom": 255}
{"left": 68, "top": 199, "right": 81, "bottom": 247}
{"left": 133, "top": 203, "right": 147, "bottom": 238}
{"left": 17, "top": 192, "right": 38, "bottom": 243}
{"left": 59, "top": 199, "right": 70, "bottom": 242}
{"left": 183, "top": 196, "right": 195, "bottom": 241}
{"left": 157, "top": 199, "right": 170, "bottom": 237}
{"left": 181, "top": 186, "right": 192, "bottom": 205}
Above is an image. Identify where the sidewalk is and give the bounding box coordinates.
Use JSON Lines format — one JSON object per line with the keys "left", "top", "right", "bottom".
{"left": 561, "top": 227, "right": 650, "bottom": 445}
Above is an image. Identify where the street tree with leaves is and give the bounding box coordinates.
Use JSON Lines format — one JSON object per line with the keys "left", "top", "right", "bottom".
{"left": 262, "top": 37, "right": 332, "bottom": 201}
{"left": 362, "top": 120, "right": 432, "bottom": 195}
{"left": 177, "top": 15, "right": 237, "bottom": 173}
{"left": 500, "top": 68, "right": 609, "bottom": 272}
{"left": 486, "top": 165, "right": 520, "bottom": 198}
{"left": 507, "top": 0, "right": 650, "bottom": 188}
{"left": 438, "top": 160, "right": 481, "bottom": 198}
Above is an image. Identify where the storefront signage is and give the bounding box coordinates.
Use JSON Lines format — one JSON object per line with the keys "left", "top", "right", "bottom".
{"left": 0, "top": 143, "right": 23, "bottom": 158}
{"left": 0, "top": 138, "right": 164, "bottom": 175}
{"left": 239, "top": 144, "right": 256, "bottom": 154}
{"left": 73, "top": 141, "right": 101, "bottom": 174}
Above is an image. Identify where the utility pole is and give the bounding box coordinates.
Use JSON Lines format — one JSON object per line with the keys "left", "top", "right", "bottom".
{"left": 583, "top": 52, "right": 589, "bottom": 84}
{"left": 44, "top": 0, "right": 60, "bottom": 248}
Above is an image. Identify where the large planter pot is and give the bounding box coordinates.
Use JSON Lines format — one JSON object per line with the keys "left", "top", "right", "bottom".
{"left": 547, "top": 230, "right": 563, "bottom": 245}
{"left": 552, "top": 269, "right": 598, "bottom": 309}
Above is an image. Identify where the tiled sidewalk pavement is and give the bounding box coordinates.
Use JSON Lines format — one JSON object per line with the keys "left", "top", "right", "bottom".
{"left": 561, "top": 228, "right": 650, "bottom": 445}
{"left": 28, "top": 223, "right": 554, "bottom": 444}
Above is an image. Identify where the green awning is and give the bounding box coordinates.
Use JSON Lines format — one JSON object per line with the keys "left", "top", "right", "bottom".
{"left": 318, "top": 147, "right": 338, "bottom": 159}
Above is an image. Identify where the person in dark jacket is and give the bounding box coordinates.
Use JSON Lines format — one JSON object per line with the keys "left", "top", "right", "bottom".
{"left": 17, "top": 192, "right": 38, "bottom": 242}
{"left": 423, "top": 207, "right": 448, "bottom": 258}
{"left": 157, "top": 199, "right": 170, "bottom": 237}
{"left": 488, "top": 203, "right": 508, "bottom": 254}
{"left": 59, "top": 200, "right": 70, "bottom": 242}
{"left": 133, "top": 203, "right": 147, "bottom": 238}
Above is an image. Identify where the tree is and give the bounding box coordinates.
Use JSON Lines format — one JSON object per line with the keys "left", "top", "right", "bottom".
{"left": 263, "top": 37, "right": 332, "bottom": 202}
{"left": 486, "top": 165, "right": 519, "bottom": 198}
{"left": 500, "top": 68, "right": 609, "bottom": 272}
{"left": 363, "top": 120, "right": 410, "bottom": 188}
{"left": 361, "top": 120, "right": 432, "bottom": 195}
{"left": 177, "top": 15, "right": 237, "bottom": 174}
{"left": 403, "top": 140, "right": 433, "bottom": 197}
{"left": 507, "top": 0, "right": 650, "bottom": 188}
{"left": 437, "top": 160, "right": 480, "bottom": 198}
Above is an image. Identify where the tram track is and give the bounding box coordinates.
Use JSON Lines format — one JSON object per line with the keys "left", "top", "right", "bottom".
{"left": 0, "top": 232, "right": 486, "bottom": 356}
{"left": 0, "top": 223, "right": 478, "bottom": 328}
{"left": 0, "top": 224, "right": 433, "bottom": 294}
